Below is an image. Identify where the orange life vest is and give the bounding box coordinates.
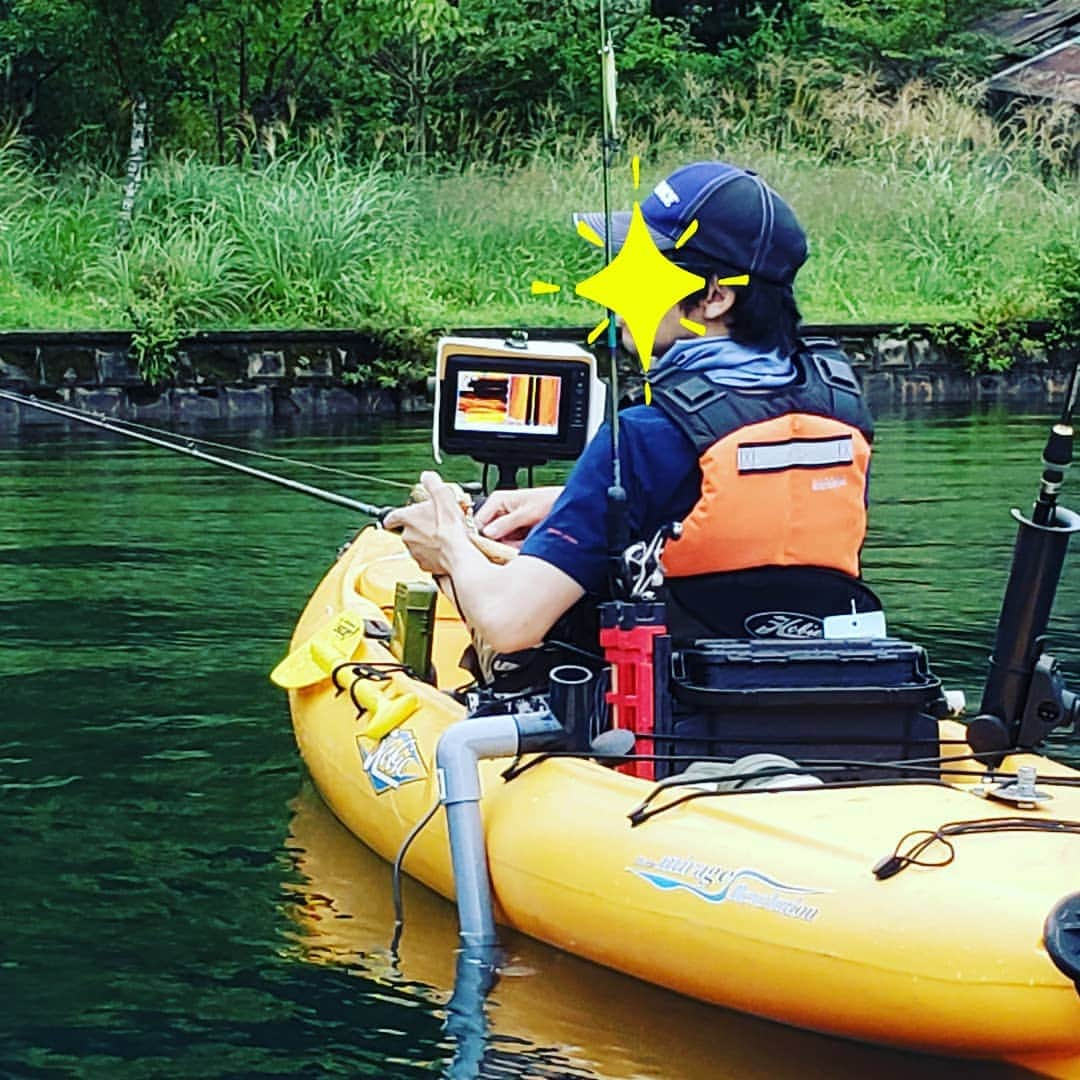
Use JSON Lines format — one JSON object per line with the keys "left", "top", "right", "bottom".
{"left": 649, "top": 343, "right": 873, "bottom": 579}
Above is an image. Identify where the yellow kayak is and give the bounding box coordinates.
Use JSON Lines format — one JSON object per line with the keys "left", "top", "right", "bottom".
{"left": 281, "top": 526, "right": 1080, "bottom": 1078}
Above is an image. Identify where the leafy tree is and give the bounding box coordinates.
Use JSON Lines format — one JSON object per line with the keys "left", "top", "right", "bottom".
{"left": 647, "top": 0, "right": 805, "bottom": 52}
{"left": 808, "top": 0, "right": 1005, "bottom": 82}
{"left": 168, "top": 1, "right": 375, "bottom": 165}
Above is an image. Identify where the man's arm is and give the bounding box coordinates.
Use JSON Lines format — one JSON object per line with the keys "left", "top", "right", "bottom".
{"left": 383, "top": 473, "right": 584, "bottom": 654}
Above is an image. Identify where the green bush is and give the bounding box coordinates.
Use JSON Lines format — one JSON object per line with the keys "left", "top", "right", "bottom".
{"left": 1042, "top": 240, "right": 1080, "bottom": 347}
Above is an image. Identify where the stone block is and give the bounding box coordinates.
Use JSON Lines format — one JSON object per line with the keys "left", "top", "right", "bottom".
{"left": 195, "top": 347, "right": 244, "bottom": 385}
{"left": 172, "top": 350, "right": 197, "bottom": 385}
{"left": 1048, "top": 366, "right": 1078, "bottom": 401}
{"left": 338, "top": 346, "right": 363, "bottom": 378}
{"left": 319, "top": 387, "right": 362, "bottom": 416}
{"left": 357, "top": 388, "right": 397, "bottom": 415}
{"left": 41, "top": 347, "right": 96, "bottom": 386}
{"left": 272, "top": 387, "right": 301, "bottom": 417}
{"left": 223, "top": 386, "right": 273, "bottom": 419}
{"left": 172, "top": 387, "right": 222, "bottom": 420}
{"left": 0, "top": 356, "right": 33, "bottom": 386}
{"left": 247, "top": 350, "right": 285, "bottom": 380}
{"left": 900, "top": 373, "right": 934, "bottom": 406}
{"left": 832, "top": 336, "right": 870, "bottom": 367}
{"left": 859, "top": 371, "right": 895, "bottom": 409}
{"left": 284, "top": 386, "right": 316, "bottom": 415}
{"left": 72, "top": 387, "right": 125, "bottom": 417}
{"left": 399, "top": 392, "right": 432, "bottom": 415}
{"left": 975, "top": 374, "right": 1005, "bottom": 400}
{"left": 0, "top": 394, "right": 20, "bottom": 430}
{"left": 909, "top": 336, "right": 944, "bottom": 368}
{"left": 95, "top": 348, "right": 140, "bottom": 386}
{"left": 291, "top": 349, "right": 334, "bottom": 380}
{"left": 129, "top": 388, "right": 172, "bottom": 422}
{"left": 874, "top": 336, "right": 911, "bottom": 367}
{"left": 1005, "top": 372, "right": 1045, "bottom": 400}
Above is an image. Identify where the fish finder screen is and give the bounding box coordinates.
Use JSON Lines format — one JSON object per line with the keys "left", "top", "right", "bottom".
{"left": 452, "top": 370, "right": 562, "bottom": 436}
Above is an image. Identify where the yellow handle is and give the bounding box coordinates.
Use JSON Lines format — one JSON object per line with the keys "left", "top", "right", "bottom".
{"left": 360, "top": 693, "right": 419, "bottom": 740}
{"left": 352, "top": 681, "right": 383, "bottom": 713}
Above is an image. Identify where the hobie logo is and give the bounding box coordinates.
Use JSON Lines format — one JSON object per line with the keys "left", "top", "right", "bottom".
{"left": 629, "top": 854, "right": 827, "bottom": 922}
{"left": 359, "top": 729, "right": 426, "bottom": 795}
{"left": 744, "top": 611, "right": 823, "bottom": 639}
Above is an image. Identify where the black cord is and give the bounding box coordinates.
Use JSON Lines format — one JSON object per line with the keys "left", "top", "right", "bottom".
{"left": 545, "top": 638, "right": 606, "bottom": 664}
{"left": 331, "top": 661, "right": 416, "bottom": 716}
{"left": 874, "top": 817, "right": 1080, "bottom": 880}
{"left": 629, "top": 778, "right": 949, "bottom": 826}
{"left": 331, "top": 660, "right": 413, "bottom": 692}
{"left": 390, "top": 800, "right": 442, "bottom": 954}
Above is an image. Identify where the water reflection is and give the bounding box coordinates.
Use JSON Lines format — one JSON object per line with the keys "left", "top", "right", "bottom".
{"left": 283, "top": 783, "right": 1031, "bottom": 1079}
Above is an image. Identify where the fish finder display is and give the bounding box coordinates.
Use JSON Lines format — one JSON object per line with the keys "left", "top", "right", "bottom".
{"left": 452, "top": 370, "right": 562, "bottom": 436}
{"left": 434, "top": 338, "right": 603, "bottom": 476}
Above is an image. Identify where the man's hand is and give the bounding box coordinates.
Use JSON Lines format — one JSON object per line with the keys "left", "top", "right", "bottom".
{"left": 385, "top": 476, "right": 583, "bottom": 655}
{"left": 383, "top": 471, "right": 471, "bottom": 575}
{"left": 474, "top": 485, "right": 563, "bottom": 546}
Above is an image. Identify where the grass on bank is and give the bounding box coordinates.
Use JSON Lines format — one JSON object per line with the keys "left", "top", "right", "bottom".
{"left": 0, "top": 71, "right": 1077, "bottom": 378}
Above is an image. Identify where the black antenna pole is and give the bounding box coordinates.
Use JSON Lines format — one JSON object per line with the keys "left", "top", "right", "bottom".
{"left": 598, "top": 0, "right": 630, "bottom": 595}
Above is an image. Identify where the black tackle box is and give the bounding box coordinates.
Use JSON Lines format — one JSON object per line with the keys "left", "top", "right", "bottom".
{"left": 659, "top": 637, "right": 944, "bottom": 781}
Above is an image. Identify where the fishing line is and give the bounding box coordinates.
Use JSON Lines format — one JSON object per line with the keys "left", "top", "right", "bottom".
{"left": 0, "top": 387, "right": 412, "bottom": 490}
{"left": 0, "top": 387, "right": 394, "bottom": 519}
{"left": 103, "top": 413, "right": 413, "bottom": 489}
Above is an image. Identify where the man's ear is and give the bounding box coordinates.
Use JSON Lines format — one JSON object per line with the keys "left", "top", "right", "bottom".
{"left": 701, "top": 283, "right": 736, "bottom": 321}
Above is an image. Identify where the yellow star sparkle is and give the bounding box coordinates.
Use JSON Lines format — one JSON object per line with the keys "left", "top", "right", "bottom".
{"left": 573, "top": 202, "right": 704, "bottom": 372}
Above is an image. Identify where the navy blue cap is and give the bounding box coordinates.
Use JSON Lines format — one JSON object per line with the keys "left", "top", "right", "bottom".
{"left": 575, "top": 161, "right": 808, "bottom": 286}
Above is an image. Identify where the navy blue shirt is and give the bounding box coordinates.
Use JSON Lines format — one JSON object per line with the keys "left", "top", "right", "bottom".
{"left": 520, "top": 405, "right": 702, "bottom": 594}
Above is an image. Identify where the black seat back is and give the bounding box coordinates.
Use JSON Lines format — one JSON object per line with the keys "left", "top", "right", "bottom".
{"left": 662, "top": 565, "right": 883, "bottom": 642}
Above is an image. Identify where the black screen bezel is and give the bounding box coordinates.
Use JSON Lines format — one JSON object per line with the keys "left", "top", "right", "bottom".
{"left": 438, "top": 353, "right": 586, "bottom": 462}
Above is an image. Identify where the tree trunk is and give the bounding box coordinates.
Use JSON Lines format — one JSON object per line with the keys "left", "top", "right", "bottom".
{"left": 119, "top": 94, "right": 149, "bottom": 232}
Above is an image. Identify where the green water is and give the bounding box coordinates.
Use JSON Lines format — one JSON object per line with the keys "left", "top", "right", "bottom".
{"left": 1, "top": 408, "right": 1077, "bottom": 1079}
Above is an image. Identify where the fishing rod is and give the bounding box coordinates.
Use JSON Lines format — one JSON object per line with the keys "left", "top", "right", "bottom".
{"left": 66, "top": 409, "right": 414, "bottom": 490}
{"left": 1033, "top": 361, "right": 1080, "bottom": 526}
{"left": 0, "top": 387, "right": 396, "bottom": 519}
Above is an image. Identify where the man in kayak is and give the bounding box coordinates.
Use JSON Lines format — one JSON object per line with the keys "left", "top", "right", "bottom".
{"left": 385, "top": 161, "right": 875, "bottom": 659}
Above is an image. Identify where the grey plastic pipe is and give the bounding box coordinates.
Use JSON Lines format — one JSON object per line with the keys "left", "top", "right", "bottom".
{"left": 435, "top": 708, "right": 562, "bottom": 948}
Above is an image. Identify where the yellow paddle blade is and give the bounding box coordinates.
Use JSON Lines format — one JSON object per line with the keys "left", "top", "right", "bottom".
{"left": 271, "top": 604, "right": 383, "bottom": 689}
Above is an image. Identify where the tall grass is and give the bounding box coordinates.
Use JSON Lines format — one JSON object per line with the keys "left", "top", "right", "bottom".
{"left": 0, "top": 65, "right": 1076, "bottom": 376}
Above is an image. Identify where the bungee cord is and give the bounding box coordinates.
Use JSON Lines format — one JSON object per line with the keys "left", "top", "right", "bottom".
{"left": 873, "top": 817, "right": 1080, "bottom": 880}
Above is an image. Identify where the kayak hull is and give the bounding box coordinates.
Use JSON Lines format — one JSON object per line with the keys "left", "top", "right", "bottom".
{"left": 286, "top": 528, "right": 1080, "bottom": 1075}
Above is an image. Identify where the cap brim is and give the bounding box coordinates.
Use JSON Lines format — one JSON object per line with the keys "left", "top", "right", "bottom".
{"left": 573, "top": 210, "right": 676, "bottom": 254}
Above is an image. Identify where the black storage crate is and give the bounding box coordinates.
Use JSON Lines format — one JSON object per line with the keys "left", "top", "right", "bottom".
{"left": 660, "top": 638, "right": 943, "bottom": 781}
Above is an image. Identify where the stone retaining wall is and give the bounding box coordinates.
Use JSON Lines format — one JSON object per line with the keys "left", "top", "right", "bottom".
{"left": 821, "top": 328, "right": 1077, "bottom": 409}
{"left": 0, "top": 326, "right": 1075, "bottom": 430}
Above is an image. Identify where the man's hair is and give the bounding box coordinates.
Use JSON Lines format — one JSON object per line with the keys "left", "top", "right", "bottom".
{"left": 676, "top": 267, "right": 802, "bottom": 356}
